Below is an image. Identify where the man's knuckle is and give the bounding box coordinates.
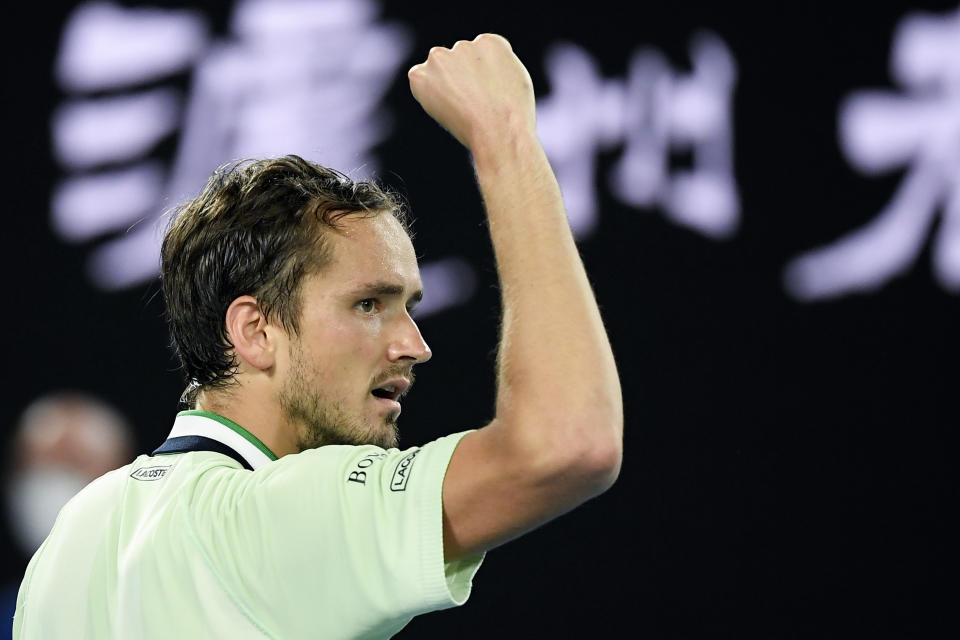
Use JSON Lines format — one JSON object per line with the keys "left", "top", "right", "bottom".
{"left": 491, "top": 34, "right": 512, "bottom": 49}
{"left": 477, "top": 33, "right": 504, "bottom": 43}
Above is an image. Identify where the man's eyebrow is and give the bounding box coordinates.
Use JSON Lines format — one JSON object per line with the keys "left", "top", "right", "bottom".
{"left": 352, "top": 282, "right": 424, "bottom": 303}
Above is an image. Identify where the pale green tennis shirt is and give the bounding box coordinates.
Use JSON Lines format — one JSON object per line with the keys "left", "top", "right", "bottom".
{"left": 13, "top": 411, "right": 483, "bottom": 639}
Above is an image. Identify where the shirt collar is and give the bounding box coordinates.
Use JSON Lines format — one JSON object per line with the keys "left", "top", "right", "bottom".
{"left": 164, "top": 410, "right": 279, "bottom": 471}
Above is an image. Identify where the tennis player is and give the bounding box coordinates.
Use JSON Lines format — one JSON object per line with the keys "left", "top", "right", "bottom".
{"left": 13, "top": 34, "right": 622, "bottom": 639}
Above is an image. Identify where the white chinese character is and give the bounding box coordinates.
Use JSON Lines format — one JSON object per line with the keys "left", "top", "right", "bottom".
{"left": 537, "top": 33, "right": 739, "bottom": 239}
{"left": 52, "top": 0, "right": 420, "bottom": 289}
{"left": 785, "top": 6, "right": 960, "bottom": 300}
{"left": 52, "top": 0, "right": 475, "bottom": 315}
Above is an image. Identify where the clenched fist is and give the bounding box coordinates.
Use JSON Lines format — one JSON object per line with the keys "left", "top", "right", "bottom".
{"left": 408, "top": 34, "right": 537, "bottom": 152}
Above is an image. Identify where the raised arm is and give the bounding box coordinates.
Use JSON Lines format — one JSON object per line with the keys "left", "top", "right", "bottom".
{"left": 408, "top": 34, "right": 623, "bottom": 561}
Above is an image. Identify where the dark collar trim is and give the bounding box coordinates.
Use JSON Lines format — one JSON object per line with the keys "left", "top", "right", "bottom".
{"left": 153, "top": 435, "right": 253, "bottom": 471}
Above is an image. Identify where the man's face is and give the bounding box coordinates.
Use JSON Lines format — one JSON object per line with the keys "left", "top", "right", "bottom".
{"left": 277, "top": 212, "right": 431, "bottom": 451}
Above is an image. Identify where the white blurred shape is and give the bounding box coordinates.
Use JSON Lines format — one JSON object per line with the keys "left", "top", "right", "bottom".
{"left": 667, "top": 172, "right": 739, "bottom": 238}
{"left": 56, "top": 1, "right": 208, "bottom": 92}
{"left": 53, "top": 89, "right": 180, "bottom": 169}
{"left": 670, "top": 32, "right": 737, "bottom": 143}
{"left": 88, "top": 223, "right": 163, "bottom": 290}
{"left": 166, "top": 0, "right": 410, "bottom": 208}
{"left": 892, "top": 8, "right": 960, "bottom": 89}
{"left": 611, "top": 32, "right": 739, "bottom": 238}
{"left": 610, "top": 49, "right": 670, "bottom": 208}
{"left": 414, "top": 258, "right": 477, "bottom": 318}
{"left": 232, "top": 0, "right": 374, "bottom": 36}
{"left": 787, "top": 5, "right": 960, "bottom": 300}
{"left": 52, "top": 162, "right": 164, "bottom": 241}
{"left": 784, "top": 161, "right": 944, "bottom": 300}
{"left": 670, "top": 80, "right": 725, "bottom": 141}
{"left": 538, "top": 32, "right": 738, "bottom": 240}
{"left": 51, "top": 0, "right": 417, "bottom": 294}
{"left": 840, "top": 94, "right": 920, "bottom": 173}
{"left": 535, "top": 42, "right": 625, "bottom": 237}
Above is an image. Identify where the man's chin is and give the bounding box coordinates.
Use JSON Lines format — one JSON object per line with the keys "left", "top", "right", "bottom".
{"left": 293, "top": 416, "right": 396, "bottom": 451}
{"left": 377, "top": 418, "right": 400, "bottom": 450}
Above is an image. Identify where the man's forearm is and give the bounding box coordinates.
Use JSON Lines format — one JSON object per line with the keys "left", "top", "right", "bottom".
{"left": 473, "top": 125, "right": 622, "bottom": 472}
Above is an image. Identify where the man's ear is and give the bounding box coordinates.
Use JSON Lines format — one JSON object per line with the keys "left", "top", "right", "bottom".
{"left": 224, "top": 296, "right": 277, "bottom": 371}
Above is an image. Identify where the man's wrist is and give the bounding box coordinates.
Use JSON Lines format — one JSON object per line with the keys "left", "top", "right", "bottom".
{"left": 469, "top": 123, "right": 542, "bottom": 175}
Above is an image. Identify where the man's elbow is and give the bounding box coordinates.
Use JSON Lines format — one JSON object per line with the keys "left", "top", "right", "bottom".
{"left": 497, "top": 398, "right": 623, "bottom": 493}
{"left": 579, "top": 432, "right": 622, "bottom": 494}
{"left": 556, "top": 409, "right": 622, "bottom": 496}
{"left": 580, "top": 396, "right": 623, "bottom": 488}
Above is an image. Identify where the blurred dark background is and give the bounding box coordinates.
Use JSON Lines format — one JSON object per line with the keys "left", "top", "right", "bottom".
{"left": 2, "top": 0, "right": 958, "bottom": 637}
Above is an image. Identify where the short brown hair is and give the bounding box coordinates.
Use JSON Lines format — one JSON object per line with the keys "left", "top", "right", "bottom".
{"left": 161, "top": 155, "right": 406, "bottom": 401}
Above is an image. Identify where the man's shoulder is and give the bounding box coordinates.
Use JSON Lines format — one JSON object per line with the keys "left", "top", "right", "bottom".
{"left": 42, "top": 460, "right": 138, "bottom": 543}
{"left": 60, "top": 452, "right": 227, "bottom": 520}
{"left": 68, "top": 460, "right": 136, "bottom": 505}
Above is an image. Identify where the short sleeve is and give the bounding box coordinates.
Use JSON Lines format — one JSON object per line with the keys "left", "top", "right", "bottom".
{"left": 184, "top": 431, "right": 484, "bottom": 639}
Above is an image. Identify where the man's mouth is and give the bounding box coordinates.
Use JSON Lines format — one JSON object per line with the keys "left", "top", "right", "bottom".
{"left": 371, "top": 386, "right": 401, "bottom": 401}
{"left": 370, "top": 378, "right": 411, "bottom": 412}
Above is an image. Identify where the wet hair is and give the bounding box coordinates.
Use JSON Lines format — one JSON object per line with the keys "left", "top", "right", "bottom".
{"left": 160, "top": 155, "right": 406, "bottom": 404}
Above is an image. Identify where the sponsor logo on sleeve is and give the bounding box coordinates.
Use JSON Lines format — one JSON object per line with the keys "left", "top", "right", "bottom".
{"left": 346, "top": 451, "right": 387, "bottom": 486}
{"left": 390, "top": 448, "right": 421, "bottom": 492}
{"left": 130, "top": 465, "right": 171, "bottom": 481}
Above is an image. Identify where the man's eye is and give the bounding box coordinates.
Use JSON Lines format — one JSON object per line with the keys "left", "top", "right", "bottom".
{"left": 358, "top": 299, "right": 376, "bottom": 313}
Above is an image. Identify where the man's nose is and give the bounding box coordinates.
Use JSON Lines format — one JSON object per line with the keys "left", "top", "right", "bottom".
{"left": 387, "top": 314, "right": 432, "bottom": 363}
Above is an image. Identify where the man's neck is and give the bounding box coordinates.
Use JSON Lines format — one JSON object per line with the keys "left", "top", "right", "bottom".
{"left": 194, "top": 390, "right": 299, "bottom": 458}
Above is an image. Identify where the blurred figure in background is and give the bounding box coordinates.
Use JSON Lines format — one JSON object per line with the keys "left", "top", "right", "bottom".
{"left": 5, "top": 393, "right": 134, "bottom": 554}
{"left": 2, "top": 393, "right": 134, "bottom": 635}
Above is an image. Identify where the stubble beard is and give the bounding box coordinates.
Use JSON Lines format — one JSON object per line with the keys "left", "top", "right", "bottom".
{"left": 278, "top": 346, "right": 399, "bottom": 451}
